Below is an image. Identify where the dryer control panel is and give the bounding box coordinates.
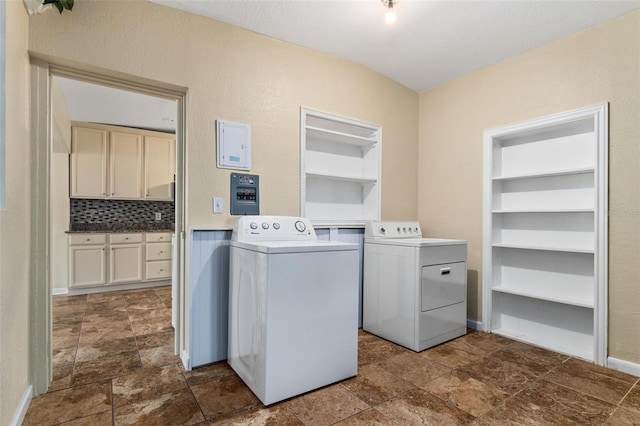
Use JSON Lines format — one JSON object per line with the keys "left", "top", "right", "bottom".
{"left": 365, "top": 221, "right": 422, "bottom": 239}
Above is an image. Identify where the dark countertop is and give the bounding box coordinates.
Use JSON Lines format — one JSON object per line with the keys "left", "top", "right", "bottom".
{"left": 68, "top": 223, "right": 174, "bottom": 233}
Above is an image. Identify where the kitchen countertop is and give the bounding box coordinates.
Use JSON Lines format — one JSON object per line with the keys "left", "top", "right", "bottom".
{"left": 68, "top": 223, "right": 174, "bottom": 233}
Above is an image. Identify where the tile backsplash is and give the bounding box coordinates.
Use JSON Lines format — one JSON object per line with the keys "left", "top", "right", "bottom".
{"left": 70, "top": 199, "right": 174, "bottom": 232}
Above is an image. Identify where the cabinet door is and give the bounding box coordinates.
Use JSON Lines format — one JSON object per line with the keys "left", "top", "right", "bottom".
{"left": 109, "top": 244, "right": 143, "bottom": 284}
{"left": 144, "top": 136, "right": 175, "bottom": 200}
{"left": 71, "top": 127, "right": 108, "bottom": 198}
{"left": 69, "top": 245, "right": 106, "bottom": 287}
{"left": 110, "top": 132, "right": 143, "bottom": 199}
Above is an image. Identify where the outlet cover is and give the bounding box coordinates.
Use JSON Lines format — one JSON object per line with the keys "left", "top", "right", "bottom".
{"left": 155, "top": 212, "right": 162, "bottom": 221}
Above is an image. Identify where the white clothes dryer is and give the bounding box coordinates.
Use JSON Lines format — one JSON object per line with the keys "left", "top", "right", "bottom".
{"left": 228, "top": 216, "right": 359, "bottom": 405}
{"left": 363, "top": 221, "right": 467, "bottom": 352}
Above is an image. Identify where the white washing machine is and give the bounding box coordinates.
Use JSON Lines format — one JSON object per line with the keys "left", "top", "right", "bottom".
{"left": 363, "top": 221, "right": 467, "bottom": 352}
{"left": 228, "top": 216, "right": 359, "bottom": 405}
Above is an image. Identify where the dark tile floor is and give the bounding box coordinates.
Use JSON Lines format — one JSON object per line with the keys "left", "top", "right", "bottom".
{"left": 23, "top": 286, "right": 640, "bottom": 425}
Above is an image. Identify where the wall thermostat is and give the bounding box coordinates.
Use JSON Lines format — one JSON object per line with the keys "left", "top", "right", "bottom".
{"left": 230, "top": 173, "right": 259, "bottom": 215}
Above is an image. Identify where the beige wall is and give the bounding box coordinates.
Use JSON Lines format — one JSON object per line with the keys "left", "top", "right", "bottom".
{"left": 419, "top": 10, "right": 640, "bottom": 363}
{"left": 0, "top": 1, "right": 32, "bottom": 424}
{"left": 28, "top": 0, "right": 418, "bottom": 372}
{"left": 28, "top": 1, "right": 419, "bottom": 230}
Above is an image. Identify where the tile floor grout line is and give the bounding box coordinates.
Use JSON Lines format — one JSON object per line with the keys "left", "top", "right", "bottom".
{"left": 68, "top": 297, "right": 88, "bottom": 390}
{"left": 615, "top": 376, "right": 639, "bottom": 408}
{"left": 111, "top": 378, "right": 115, "bottom": 426}
{"left": 181, "top": 362, "right": 209, "bottom": 422}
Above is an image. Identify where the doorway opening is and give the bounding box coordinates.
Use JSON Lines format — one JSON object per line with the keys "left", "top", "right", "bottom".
{"left": 30, "top": 60, "right": 187, "bottom": 395}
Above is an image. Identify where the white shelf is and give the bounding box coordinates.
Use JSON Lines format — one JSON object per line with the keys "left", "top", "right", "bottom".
{"left": 491, "top": 327, "right": 594, "bottom": 362}
{"left": 492, "top": 167, "right": 594, "bottom": 181}
{"left": 492, "top": 243, "right": 594, "bottom": 254}
{"left": 301, "top": 108, "right": 381, "bottom": 223}
{"left": 493, "top": 208, "right": 594, "bottom": 214}
{"left": 492, "top": 286, "right": 594, "bottom": 308}
{"left": 483, "top": 104, "right": 608, "bottom": 365}
{"left": 306, "top": 126, "right": 376, "bottom": 148}
{"left": 306, "top": 170, "right": 377, "bottom": 184}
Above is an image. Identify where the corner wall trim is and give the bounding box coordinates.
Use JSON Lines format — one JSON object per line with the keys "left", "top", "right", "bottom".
{"left": 11, "top": 385, "right": 33, "bottom": 426}
{"left": 181, "top": 350, "right": 191, "bottom": 371}
{"left": 608, "top": 357, "right": 640, "bottom": 378}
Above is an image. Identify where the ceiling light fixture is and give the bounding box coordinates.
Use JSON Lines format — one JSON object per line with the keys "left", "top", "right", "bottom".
{"left": 382, "top": 0, "right": 397, "bottom": 24}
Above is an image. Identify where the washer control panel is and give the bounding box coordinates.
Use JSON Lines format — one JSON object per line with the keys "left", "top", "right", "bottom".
{"left": 232, "top": 216, "right": 316, "bottom": 242}
{"left": 365, "top": 221, "right": 422, "bottom": 239}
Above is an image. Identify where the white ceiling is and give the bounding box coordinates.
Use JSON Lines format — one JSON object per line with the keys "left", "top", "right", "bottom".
{"left": 56, "top": 1, "right": 640, "bottom": 132}
{"left": 152, "top": 0, "right": 640, "bottom": 93}
{"left": 55, "top": 77, "right": 177, "bottom": 133}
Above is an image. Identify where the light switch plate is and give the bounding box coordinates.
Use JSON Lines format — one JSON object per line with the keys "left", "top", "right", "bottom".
{"left": 213, "top": 197, "right": 223, "bottom": 214}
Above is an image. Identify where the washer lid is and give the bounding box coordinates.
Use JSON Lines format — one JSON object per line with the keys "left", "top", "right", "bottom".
{"left": 365, "top": 237, "right": 466, "bottom": 247}
{"left": 231, "top": 239, "right": 358, "bottom": 254}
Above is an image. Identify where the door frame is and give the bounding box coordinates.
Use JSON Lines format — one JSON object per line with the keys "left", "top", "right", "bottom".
{"left": 29, "top": 55, "right": 188, "bottom": 395}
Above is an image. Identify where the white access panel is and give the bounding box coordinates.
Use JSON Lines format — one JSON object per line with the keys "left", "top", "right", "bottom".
{"left": 217, "top": 119, "right": 251, "bottom": 170}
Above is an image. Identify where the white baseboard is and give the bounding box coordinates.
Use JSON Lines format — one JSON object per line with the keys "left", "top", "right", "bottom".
{"left": 608, "top": 356, "right": 640, "bottom": 378}
{"left": 467, "top": 319, "right": 482, "bottom": 330}
{"left": 52, "top": 288, "right": 68, "bottom": 296}
{"left": 67, "top": 280, "right": 171, "bottom": 296}
{"left": 11, "top": 385, "right": 32, "bottom": 426}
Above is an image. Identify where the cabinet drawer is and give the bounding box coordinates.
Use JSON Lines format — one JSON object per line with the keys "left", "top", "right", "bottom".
{"left": 146, "top": 242, "right": 171, "bottom": 261}
{"left": 145, "top": 261, "right": 171, "bottom": 280}
{"left": 69, "top": 234, "right": 107, "bottom": 245}
{"left": 146, "top": 232, "right": 172, "bottom": 243}
{"left": 110, "top": 233, "right": 143, "bottom": 244}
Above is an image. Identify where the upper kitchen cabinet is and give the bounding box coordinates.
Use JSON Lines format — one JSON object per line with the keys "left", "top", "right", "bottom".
{"left": 110, "top": 132, "right": 143, "bottom": 199}
{"left": 71, "top": 122, "right": 175, "bottom": 201}
{"left": 144, "top": 136, "right": 175, "bottom": 201}
{"left": 300, "top": 108, "right": 381, "bottom": 226}
{"left": 71, "top": 126, "right": 108, "bottom": 197}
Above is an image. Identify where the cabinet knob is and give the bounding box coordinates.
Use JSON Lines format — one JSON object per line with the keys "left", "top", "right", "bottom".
{"left": 159, "top": 269, "right": 164, "bottom": 272}
{"left": 86, "top": 238, "right": 91, "bottom": 242}
{"left": 125, "top": 237, "right": 129, "bottom": 240}
{"left": 159, "top": 251, "right": 163, "bottom": 254}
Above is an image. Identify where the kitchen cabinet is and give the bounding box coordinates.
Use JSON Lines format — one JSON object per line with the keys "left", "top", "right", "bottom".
{"left": 70, "top": 127, "right": 108, "bottom": 198}
{"left": 144, "top": 232, "right": 172, "bottom": 280}
{"left": 68, "top": 234, "right": 107, "bottom": 288}
{"left": 482, "top": 104, "right": 608, "bottom": 364}
{"left": 71, "top": 122, "right": 175, "bottom": 201}
{"left": 109, "top": 233, "right": 143, "bottom": 284}
{"left": 144, "top": 136, "right": 175, "bottom": 200}
{"left": 68, "top": 232, "right": 172, "bottom": 290}
{"left": 300, "top": 108, "right": 381, "bottom": 225}
{"left": 110, "top": 132, "right": 143, "bottom": 199}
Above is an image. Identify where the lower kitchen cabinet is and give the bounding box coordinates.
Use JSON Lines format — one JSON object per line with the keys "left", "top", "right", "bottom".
{"left": 145, "top": 233, "right": 172, "bottom": 280}
{"left": 68, "top": 234, "right": 107, "bottom": 288}
{"left": 109, "top": 233, "right": 143, "bottom": 284}
{"left": 68, "top": 232, "right": 172, "bottom": 289}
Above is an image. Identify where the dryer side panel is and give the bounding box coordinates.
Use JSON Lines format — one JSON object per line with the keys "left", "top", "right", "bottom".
{"left": 363, "top": 243, "right": 418, "bottom": 349}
